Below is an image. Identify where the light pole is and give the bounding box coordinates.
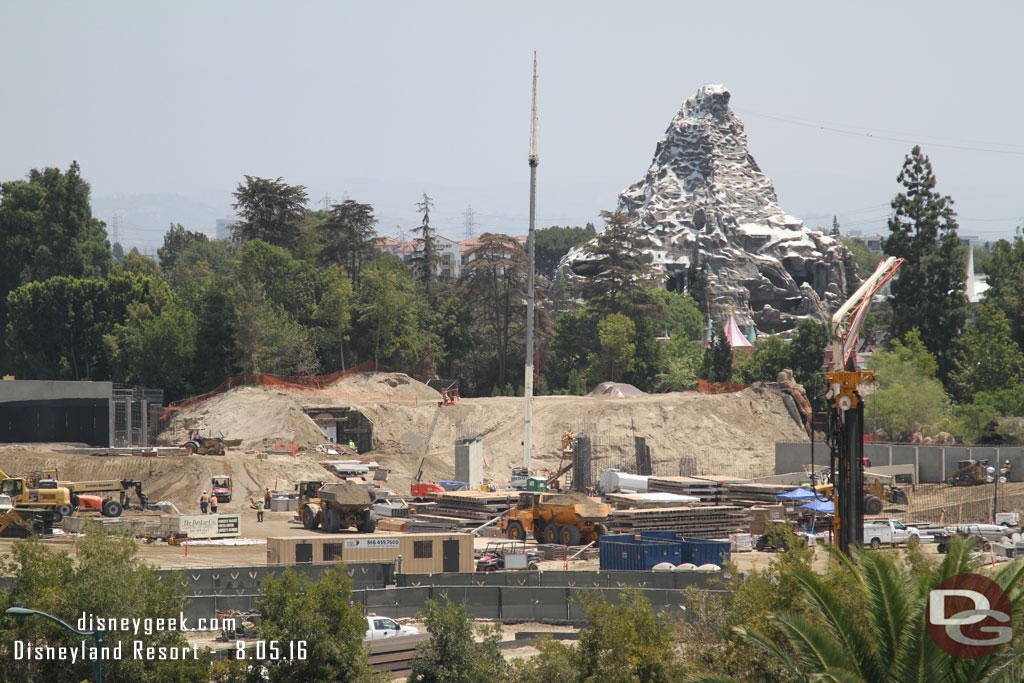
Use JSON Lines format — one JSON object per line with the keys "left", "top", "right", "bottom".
{"left": 5, "top": 606, "right": 105, "bottom": 683}
{"left": 990, "top": 463, "right": 1009, "bottom": 524}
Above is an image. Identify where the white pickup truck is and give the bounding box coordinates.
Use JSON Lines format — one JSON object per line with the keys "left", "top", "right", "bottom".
{"left": 364, "top": 615, "right": 419, "bottom": 641}
{"left": 863, "top": 519, "right": 921, "bottom": 549}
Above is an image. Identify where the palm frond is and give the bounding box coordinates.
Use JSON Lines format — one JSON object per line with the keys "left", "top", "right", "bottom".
{"left": 789, "top": 565, "right": 887, "bottom": 682}
{"left": 734, "top": 624, "right": 809, "bottom": 681}
{"left": 855, "top": 548, "right": 913, "bottom": 664}
{"left": 891, "top": 600, "right": 951, "bottom": 683}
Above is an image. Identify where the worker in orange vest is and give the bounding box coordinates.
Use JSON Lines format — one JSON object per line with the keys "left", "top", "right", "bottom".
{"left": 200, "top": 490, "right": 209, "bottom": 514}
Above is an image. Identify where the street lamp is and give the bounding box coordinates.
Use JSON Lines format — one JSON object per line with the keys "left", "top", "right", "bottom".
{"left": 5, "top": 606, "right": 105, "bottom": 683}
{"left": 991, "top": 463, "right": 1009, "bottom": 524}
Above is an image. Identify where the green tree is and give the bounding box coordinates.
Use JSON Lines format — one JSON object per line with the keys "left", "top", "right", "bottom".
{"left": 734, "top": 538, "right": 1024, "bottom": 683}
{"left": 865, "top": 330, "right": 949, "bottom": 440}
{"left": 513, "top": 590, "right": 679, "bottom": 683}
{"left": 0, "top": 528, "right": 210, "bottom": 683}
{"left": 980, "top": 235, "right": 1024, "bottom": 348}
{"left": 410, "top": 193, "right": 440, "bottom": 290}
{"left": 157, "top": 223, "right": 209, "bottom": 272}
{"left": 839, "top": 236, "right": 883, "bottom": 280}
{"left": 883, "top": 146, "right": 968, "bottom": 385}
{"left": 409, "top": 598, "right": 508, "bottom": 683}
{"left": 591, "top": 313, "right": 636, "bottom": 383}
{"left": 950, "top": 301, "right": 1024, "bottom": 403}
{"left": 578, "top": 211, "right": 659, "bottom": 316}
{"left": 255, "top": 565, "right": 374, "bottom": 683}
{"left": 232, "top": 283, "right": 319, "bottom": 375}
{"left": 316, "top": 200, "right": 377, "bottom": 289}
{"left": 534, "top": 223, "right": 597, "bottom": 278}
{"left": 312, "top": 265, "right": 354, "bottom": 372}
{"left": 112, "top": 299, "right": 199, "bottom": 400}
{"left": 656, "top": 338, "right": 703, "bottom": 391}
{"left": 652, "top": 290, "right": 704, "bottom": 341}
{"left": 787, "top": 318, "right": 829, "bottom": 411}
{"left": 732, "top": 335, "right": 789, "bottom": 384}
{"left": 462, "top": 233, "right": 528, "bottom": 390}
{"left": 701, "top": 333, "right": 734, "bottom": 383}
{"left": 355, "top": 257, "right": 434, "bottom": 375}
{"left": 231, "top": 175, "right": 308, "bottom": 250}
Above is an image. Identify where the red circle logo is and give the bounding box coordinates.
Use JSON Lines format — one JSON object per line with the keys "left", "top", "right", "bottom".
{"left": 926, "top": 573, "right": 1012, "bottom": 658}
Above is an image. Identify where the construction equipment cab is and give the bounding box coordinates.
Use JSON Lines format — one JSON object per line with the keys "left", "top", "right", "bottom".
{"left": 502, "top": 491, "right": 610, "bottom": 545}
{"left": 182, "top": 430, "right": 226, "bottom": 455}
{"left": 950, "top": 460, "right": 989, "bottom": 486}
{"left": 211, "top": 476, "right": 232, "bottom": 503}
{"left": 0, "top": 471, "right": 75, "bottom": 521}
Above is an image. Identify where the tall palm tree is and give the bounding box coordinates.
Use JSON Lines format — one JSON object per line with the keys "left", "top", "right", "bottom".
{"left": 722, "top": 537, "right": 1024, "bottom": 682}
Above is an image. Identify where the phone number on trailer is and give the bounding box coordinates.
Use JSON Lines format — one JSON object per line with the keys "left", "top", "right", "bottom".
{"left": 234, "top": 640, "right": 307, "bottom": 660}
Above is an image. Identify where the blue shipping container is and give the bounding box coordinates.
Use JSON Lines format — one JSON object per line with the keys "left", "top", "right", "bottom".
{"left": 680, "top": 538, "right": 731, "bottom": 567}
{"left": 599, "top": 534, "right": 683, "bottom": 571}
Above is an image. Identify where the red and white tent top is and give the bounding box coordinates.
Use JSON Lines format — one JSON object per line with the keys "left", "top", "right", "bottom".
{"left": 724, "top": 313, "right": 753, "bottom": 348}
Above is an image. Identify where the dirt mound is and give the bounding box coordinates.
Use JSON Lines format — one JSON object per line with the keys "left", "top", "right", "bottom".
{"left": 161, "top": 386, "right": 326, "bottom": 449}
{"left": 326, "top": 372, "right": 441, "bottom": 401}
{"left": 318, "top": 480, "right": 372, "bottom": 505}
{"left": 545, "top": 492, "right": 596, "bottom": 505}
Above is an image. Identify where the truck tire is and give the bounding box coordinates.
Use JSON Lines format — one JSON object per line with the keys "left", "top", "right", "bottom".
{"left": 559, "top": 525, "right": 581, "bottom": 547}
{"left": 183, "top": 441, "right": 198, "bottom": 455}
{"left": 322, "top": 508, "right": 341, "bottom": 533}
{"left": 594, "top": 523, "right": 609, "bottom": 538}
{"left": 865, "top": 495, "right": 883, "bottom": 515}
{"left": 302, "top": 506, "right": 319, "bottom": 530}
{"left": 937, "top": 542, "right": 947, "bottom": 554}
{"left": 506, "top": 520, "right": 526, "bottom": 540}
{"left": 57, "top": 504, "right": 74, "bottom": 521}
{"left": 870, "top": 537, "right": 881, "bottom": 550}
{"left": 102, "top": 500, "right": 123, "bottom": 518}
{"left": 533, "top": 519, "right": 547, "bottom": 542}
{"left": 544, "top": 525, "right": 560, "bottom": 544}
{"left": 357, "top": 510, "right": 378, "bottom": 533}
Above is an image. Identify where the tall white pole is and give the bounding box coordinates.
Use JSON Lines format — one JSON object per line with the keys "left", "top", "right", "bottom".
{"left": 523, "top": 52, "right": 539, "bottom": 472}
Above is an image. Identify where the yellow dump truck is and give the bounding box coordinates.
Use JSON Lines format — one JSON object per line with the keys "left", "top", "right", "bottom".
{"left": 501, "top": 491, "right": 611, "bottom": 545}
{"left": 297, "top": 480, "right": 378, "bottom": 534}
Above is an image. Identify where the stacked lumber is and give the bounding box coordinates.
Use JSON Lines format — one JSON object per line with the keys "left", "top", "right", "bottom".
{"left": 408, "top": 490, "right": 514, "bottom": 531}
{"left": 722, "top": 482, "right": 794, "bottom": 506}
{"left": 609, "top": 505, "right": 748, "bottom": 539}
{"left": 646, "top": 476, "right": 744, "bottom": 502}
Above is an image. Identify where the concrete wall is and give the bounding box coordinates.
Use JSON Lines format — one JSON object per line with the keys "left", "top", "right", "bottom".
{"left": 455, "top": 437, "right": 483, "bottom": 489}
{"left": 776, "top": 442, "right": 1024, "bottom": 484}
{"left": 0, "top": 380, "right": 113, "bottom": 401}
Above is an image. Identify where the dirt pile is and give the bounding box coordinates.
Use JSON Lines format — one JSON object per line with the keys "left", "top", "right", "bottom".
{"left": 326, "top": 372, "right": 441, "bottom": 401}
{"left": 544, "top": 492, "right": 597, "bottom": 505}
{"left": 161, "top": 386, "right": 326, "bottom": 449}
{"left": 318, "top": 481, "right": 372, "bottom": 505}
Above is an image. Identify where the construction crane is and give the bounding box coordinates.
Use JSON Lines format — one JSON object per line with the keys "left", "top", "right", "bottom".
{"left": 825, "top": 256, "right": 902, "bottom": 556}
{"left": 410, "top": 381, "right": 459, "bottom": 498}
{"left": 522, "top": 51, "right": 539, "bottom": 475}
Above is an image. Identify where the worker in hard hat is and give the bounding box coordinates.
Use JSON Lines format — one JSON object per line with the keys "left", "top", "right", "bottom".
{"left": 200, "top": 490, "right": 209, "bottom": 514}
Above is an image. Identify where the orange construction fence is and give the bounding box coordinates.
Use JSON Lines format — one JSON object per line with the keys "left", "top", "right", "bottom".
{"left": 697, "top": 379, "right": 752, "bottom": 395}
{"left": 161, "top": 360, "right": 391, "bottom": 423}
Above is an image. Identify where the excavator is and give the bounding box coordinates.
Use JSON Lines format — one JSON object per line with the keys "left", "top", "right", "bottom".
{"left": 0, "top": 468, "right": 76, "bottom": 521}
{"left": 822, "top": 256, "right": 903, "bottom": 556}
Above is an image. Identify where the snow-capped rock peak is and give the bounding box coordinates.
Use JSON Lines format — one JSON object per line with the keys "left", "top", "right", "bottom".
{"left": 561, "top": 84, "right": 857, "bottom": 336}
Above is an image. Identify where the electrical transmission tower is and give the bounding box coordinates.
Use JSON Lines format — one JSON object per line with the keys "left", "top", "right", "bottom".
{"left": 464, "top": 205, "right": 476, "bottom": 239}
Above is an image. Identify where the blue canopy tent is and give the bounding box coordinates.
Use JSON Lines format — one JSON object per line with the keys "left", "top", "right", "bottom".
{"left": 800, "top": 498, "right": 834, "bottom": 514}
{"left": 777, "top": 488, "right": 816, "bottom": 502}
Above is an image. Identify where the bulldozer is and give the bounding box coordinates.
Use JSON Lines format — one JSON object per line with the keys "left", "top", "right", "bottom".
{"left": 501, "top": 491, "right": 611, "bottom": 545}
{"left": 949, "top": 459, "right": 989, "bottom": 486}
{"left": 182, "top": 429, "right": 226, "bottom": 455}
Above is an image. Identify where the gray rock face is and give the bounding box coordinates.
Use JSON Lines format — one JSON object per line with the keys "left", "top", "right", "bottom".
{"left": 562, "top": 84, "right": 857, "bottom": 335}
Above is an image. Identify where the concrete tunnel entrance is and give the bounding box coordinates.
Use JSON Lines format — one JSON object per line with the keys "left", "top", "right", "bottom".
{"left": 305, "top": 407, "right": 374, "bottom": 453}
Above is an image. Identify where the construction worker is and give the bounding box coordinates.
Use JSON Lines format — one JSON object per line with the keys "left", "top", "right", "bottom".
{"left": 264, "top": 488, "right": 272, "bottom": 508}
{"left": 256, "top": 498, "right": 264, "bottom": 523}
{"left": 1004, "top": 460, "right": 1013, "bottom": 477}
{"left": 200, "top": 490, "right": 209, "bottom": 514}
{"left": 210, "top": 493, "right": 218, "bottom": 515}
{"left": 348, "top": 439, "right": 357, "bottom": 453}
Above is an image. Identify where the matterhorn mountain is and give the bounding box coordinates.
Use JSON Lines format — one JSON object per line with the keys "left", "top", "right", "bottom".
{"left": 561, "top": 84, "right": 857, "bottom": 335}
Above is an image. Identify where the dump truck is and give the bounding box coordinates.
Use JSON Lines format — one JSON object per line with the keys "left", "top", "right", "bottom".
{"left": 501, "top": 491, "right": 611, "bottom": 545}
{"left": 297, "top": 480, "right": 378, "bottom": 533}
{"left": 0, "top": 469, "right": 76, "bottom": 521}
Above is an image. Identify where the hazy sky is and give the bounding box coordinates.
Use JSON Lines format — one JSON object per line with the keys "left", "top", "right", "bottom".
{"left": 2, "top": 2, "right": 1022, "bottom": 252}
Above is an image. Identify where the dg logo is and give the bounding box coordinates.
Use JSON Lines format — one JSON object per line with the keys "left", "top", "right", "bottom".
{"left": 927, "top": 573, "right": 1012, "bottom": 658}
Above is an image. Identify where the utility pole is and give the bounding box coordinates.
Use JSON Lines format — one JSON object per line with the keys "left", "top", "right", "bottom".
{"left": 523, "top": 51, "right": 539, "bottom": 473}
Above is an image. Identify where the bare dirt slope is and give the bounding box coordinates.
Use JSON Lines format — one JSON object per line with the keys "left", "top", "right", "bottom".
{"left": 0, "top": 444, "right": 330, "bottom": 514}
{"left": 157, "top": 373, "right": 806, "bottom": 494}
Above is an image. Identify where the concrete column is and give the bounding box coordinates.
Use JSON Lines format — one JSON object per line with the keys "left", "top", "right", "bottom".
{"left": 914, "top": 447, "right": 919, "bottom": 484}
